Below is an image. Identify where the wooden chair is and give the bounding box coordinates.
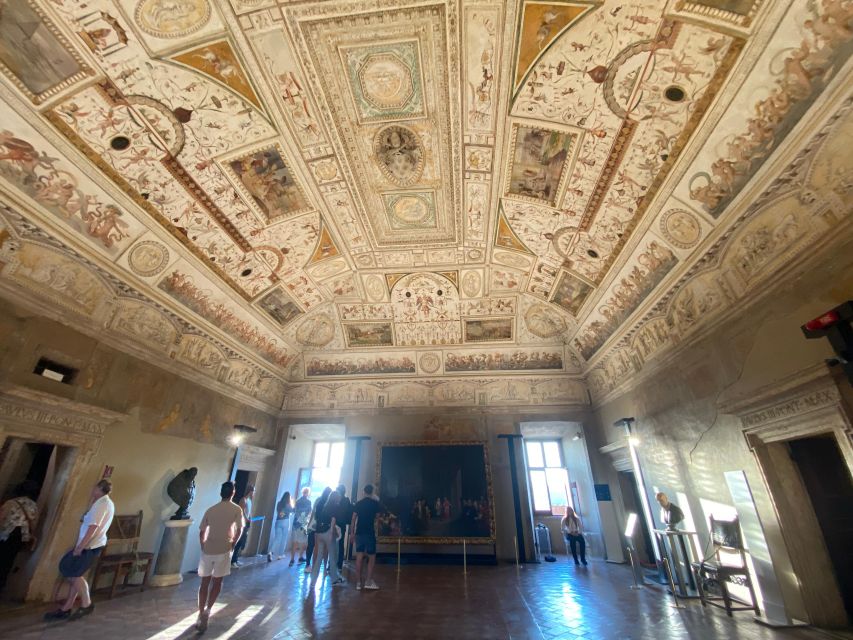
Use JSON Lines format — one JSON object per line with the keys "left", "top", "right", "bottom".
{"left": 691, "top": 516, "right": 760, "bottom": 617}
{"left": 91, "top": 510, "right": 154, "bottom": 599}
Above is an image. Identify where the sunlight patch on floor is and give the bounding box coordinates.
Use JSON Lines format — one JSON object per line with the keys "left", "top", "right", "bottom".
{"left": 211, "top": 604, "right": 263, "bottom": 639}
{"left": 146, "top": 603, "right": 225, "bottom": 640}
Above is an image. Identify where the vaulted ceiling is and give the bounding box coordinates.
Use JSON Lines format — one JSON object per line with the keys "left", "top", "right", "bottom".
{"left": 0, "top": 0, "right": 851, "bottom": 413}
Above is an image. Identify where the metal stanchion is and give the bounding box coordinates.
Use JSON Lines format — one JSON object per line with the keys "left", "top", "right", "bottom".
{"left": 513, "top": 535, "right": 520, "bottom": 568}
{"left": 662, "top": 557, "right": 685, "bottom": 608}
{"left": 627, "top": 546, "right": 645, "bottom": 590}
{"left": 463, "top": 539, "right": 468, "bottom": 575}
{"left": 397, "top": 537, "right": 401, "bottom": 574}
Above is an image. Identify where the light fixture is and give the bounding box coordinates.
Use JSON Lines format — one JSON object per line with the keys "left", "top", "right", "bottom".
{"left": 801, "top": 300, "right": 853, "bottom": 385}
{"left": 229, "top": 424, "right": 257, "bottom": 447}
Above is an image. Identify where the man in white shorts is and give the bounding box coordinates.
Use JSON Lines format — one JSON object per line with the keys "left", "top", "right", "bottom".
{"left": 196, "top": 481, "right": 244, "bottom": 633}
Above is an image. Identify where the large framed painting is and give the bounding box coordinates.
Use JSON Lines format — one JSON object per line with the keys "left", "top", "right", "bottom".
{"left": 376, "top": 441, "right": 495, "bottom": 544}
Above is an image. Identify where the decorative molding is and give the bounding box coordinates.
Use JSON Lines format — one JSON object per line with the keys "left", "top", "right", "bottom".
{"left": 0, "top": 208, "right": 286, "bottom": 414}
{"left": 599, "top": 439, "right": 631, "bottom": 472}
{"left": 719, "top": 364, "right": 852, "bottom": 447}
{"left": 0, "top": 383, "right": 126, "bottom": 438}
{"left": 240, "top": 444, "right": 276, "bottom": 471}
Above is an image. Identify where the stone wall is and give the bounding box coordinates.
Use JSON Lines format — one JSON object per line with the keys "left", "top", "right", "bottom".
{"left": 0, "top": 300, "right": 281, "bottom": 600}
{"left": 587, "top": 233, "right": 853, "bottom": 624}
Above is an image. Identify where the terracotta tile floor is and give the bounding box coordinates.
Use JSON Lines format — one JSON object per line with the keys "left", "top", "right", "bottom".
{"left": 0, "top": 555, "right": 850, "bottom": 640}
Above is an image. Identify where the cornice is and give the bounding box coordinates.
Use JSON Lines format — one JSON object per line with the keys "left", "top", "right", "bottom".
{"left": 0, "top": 383, "right": 127, "bottom": 437}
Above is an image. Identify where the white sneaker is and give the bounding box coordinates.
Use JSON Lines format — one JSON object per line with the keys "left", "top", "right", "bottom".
{"left": 196, "top": 610, "right": 209, "bottom": 632}
{"left": 355, "top": 582, "right": 362, "bottom": 591}
{"left": 364, "top": 580, "right": 379, "bottom": 590}
{"left": 332, "top": 578, "right": 345, "bottom": 587}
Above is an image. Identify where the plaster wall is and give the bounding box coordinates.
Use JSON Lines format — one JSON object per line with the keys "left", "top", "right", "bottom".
{"left": 588, "top": 246, "right": 853, "bottom": 624}
{"left": 0, "top": 302, "right": 280, "bottom": 598}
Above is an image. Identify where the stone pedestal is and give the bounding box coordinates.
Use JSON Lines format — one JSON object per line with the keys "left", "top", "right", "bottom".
{"left": 150, "top": 519, "right": 193, "bottom": 587}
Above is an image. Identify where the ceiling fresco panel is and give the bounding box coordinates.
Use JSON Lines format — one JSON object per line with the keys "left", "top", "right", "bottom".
{"left": 0, "top": 107, "right": 148, "bottom": 257}
{"left": 289, "top": 2, "right": 461, "bottom": 249}
{"left": 0, "top": 0, "right": 849, "bottom": 399}
{"left": 222, "top": 142, "right": 313, "bottom": 224}
{"left": 675, "top": 0, "right": 853, "bottom": 218}
{"left": 171, "top": 40, "right": 262, "bottom": 110}
{"left": 0, "top": 0, "right": 93, "bottom": 104}
{"left": 250, "top": 28, "right": 329, "bottom": 151}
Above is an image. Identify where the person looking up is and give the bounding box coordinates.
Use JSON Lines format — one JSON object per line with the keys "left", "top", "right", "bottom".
{"left": 44, "top": 479, "right": 114, "bottom": 622}
{"left": 196, "top": 481, "right": 244, "bottom": 632}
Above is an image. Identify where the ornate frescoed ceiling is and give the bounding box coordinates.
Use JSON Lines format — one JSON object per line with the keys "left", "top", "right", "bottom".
{"left": 0, "top": 0, "right": 851, "bottom": 412}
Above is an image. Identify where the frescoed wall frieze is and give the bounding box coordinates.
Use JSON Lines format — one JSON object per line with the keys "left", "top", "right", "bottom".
{"left": 585, "top": 96, "right": 853, "bottom": 403}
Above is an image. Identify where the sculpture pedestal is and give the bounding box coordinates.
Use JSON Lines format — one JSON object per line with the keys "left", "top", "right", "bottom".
{"left": 150, "top": 519, "right": 193, "bottom": 587}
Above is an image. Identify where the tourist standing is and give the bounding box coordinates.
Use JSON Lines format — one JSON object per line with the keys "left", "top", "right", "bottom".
{"left": 268, "top": 491, "right": 293, "bottom": 562}
{"left": 310, "top": 490, "right": 344, "bottom": 587}
{"left": 351, "top": 484, "right": 385, "bottom": 590}
{"left": 44, "top": 479, "right": 115, "bottom": 621}
{"left": 196, "top": 481, "right": 244, "bottom": 633}
{"left": 561, "top": 507, "right": 587, "bottom": 566}
{"left": 304, "top": 487, "right": 331, "bottom": 574}
{"left": 335, "top": 484, "right": 352, "bottom": 572}
{"left": 231, "top": 484, "right": 254, "bottom": 567}
{"left": 290, "top": 487, "right": 311, "bottom": 566}
{"left": 0, "top": 481, "right": 39, "bottom": 594}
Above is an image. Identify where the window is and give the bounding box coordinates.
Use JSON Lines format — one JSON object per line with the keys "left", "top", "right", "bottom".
{"left": 299, "top": 441, "right": 346, "bottom": 498}
{"left": 33, "top": 358, "right": 77, "bottom": 384}
{"left": 525, "top": 440, "right": 570, "bottom": 515}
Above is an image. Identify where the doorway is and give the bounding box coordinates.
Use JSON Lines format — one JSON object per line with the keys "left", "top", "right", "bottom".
{"left": 0, "top": 438, "right": 73, "bottom": 602}
{"left": 234, "top": 469, "right": 260, "bottom": 557}
{"left": 618, "top": 470, "right": 654, "bottom": 566}
{"left": 788, "top": 434, "right": 853, "bottom": 622}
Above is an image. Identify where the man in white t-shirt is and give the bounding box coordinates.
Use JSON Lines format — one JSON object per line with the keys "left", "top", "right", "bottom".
{"left": 44, "top": 479, "right": 115, "bottom": 621}
{"left": 196, "top": 481, "right": 244, "bottom": 632}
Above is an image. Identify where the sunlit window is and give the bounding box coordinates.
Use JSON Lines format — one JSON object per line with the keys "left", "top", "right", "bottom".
{"left": 301, "top": 441, "right": 346, "bottom": 497}
{"left": 525, "top": 440, "right": 570, "bottom": 515}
